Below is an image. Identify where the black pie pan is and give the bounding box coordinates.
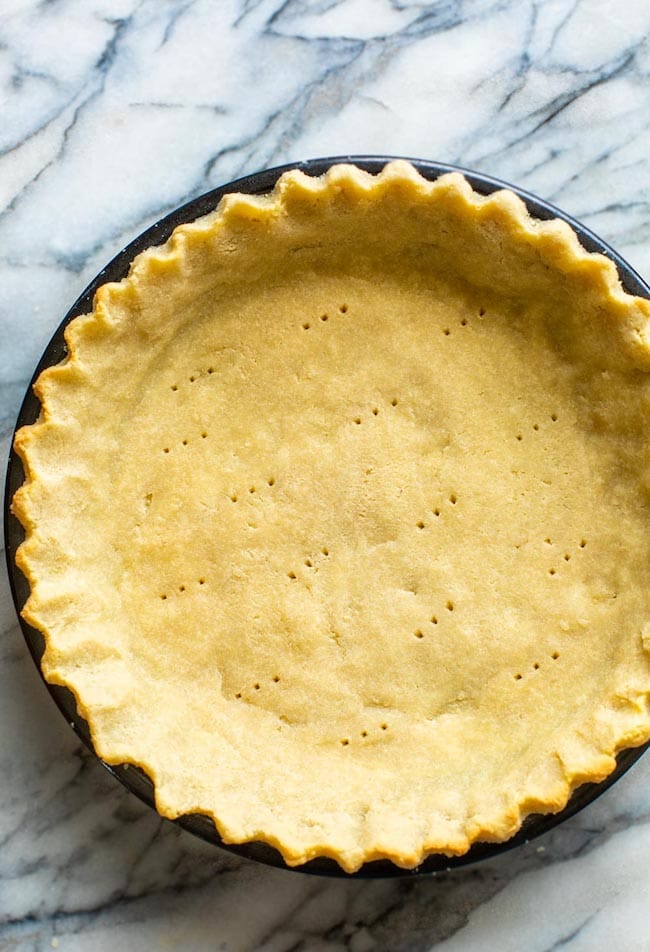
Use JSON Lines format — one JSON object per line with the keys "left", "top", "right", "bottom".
{"left": 4, "top": 156, "right": 650, "bottom": 877}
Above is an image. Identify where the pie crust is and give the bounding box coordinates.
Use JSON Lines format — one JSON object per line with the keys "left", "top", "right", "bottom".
{"left": 12, "top": 161, "right": 650, "bottom": 872}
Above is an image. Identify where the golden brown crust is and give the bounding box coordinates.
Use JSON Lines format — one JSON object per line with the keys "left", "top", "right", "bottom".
{"left": 13, "top": 161, "right": 650, "bottom": 872}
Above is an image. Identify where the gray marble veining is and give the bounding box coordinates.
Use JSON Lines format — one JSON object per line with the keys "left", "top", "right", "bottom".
{"left": 2, "top": 1, "right": 650, "bottom": 949}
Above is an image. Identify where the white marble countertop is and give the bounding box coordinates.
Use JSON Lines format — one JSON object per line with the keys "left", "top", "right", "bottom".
{"left": 2, "top": 1, "right": 650, "bottom": 949}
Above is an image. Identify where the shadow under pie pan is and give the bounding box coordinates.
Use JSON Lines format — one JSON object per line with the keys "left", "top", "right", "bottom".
{"left": 5, "top": 155, "right": 650, "bottom": 877}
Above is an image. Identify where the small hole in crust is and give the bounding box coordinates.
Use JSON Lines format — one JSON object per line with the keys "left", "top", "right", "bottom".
{"left": 189, "top": 376, "right": 195, "bottom": 383}
{"left": 201, "top": 431, "right": 207, "bottom": 439}
{"left": 533, "top": 423, "right": 539, "bottom": 432}
{"left": 254, "top": 683, "right": 260, "bottom": 690}
{"left": 446, "top": 601, "right": 454, "bottom": 611}
{"left": 341, "top": 738, "right": 349, "bottom": 746}
{"left": 449, "top": 493, "right": 457, "bottom": 505}
{"left": 391, "top": 398, "right": 398, "bottom": 406}
{"left": 207, "top": 367, "right": 215, "bottom": 374}
{"left": 431, "top": 616, "right": 438, "bottom": 625}
{"left": 372, "top": 407, "right": 379, "bottom": 416}
{"left": 433, "top": 508, "right": 440, "bottom": 517}
{"left": 171, "top": 384, "right": 178, "bottom": 392}
{"left": 361, "top": 730, "right": 368, "bottom": 737}
{"left": 272, "top": 675, "right": 280, "bottom": 683}
{"left": 580, "top": 539, "right": 587, "bottom": 548}
{"left": 514, "top": 673, "right": 522, "bottom": 680}
{"left": 460, "top": 318, "right": 468, "bottom": 326}
{"left": 551, "top": 413, "right": 558, "bottom": 422}
{"left": 288, "top": 571, "right": 296, "bottom": 580}
{"left": 544, "top": 538, "right": 552, "bottom": 545}
{"left": 479, "top": 307, "right": 486, "bottom": 316}
{"left": 339, "top": 304, "right": 348, "bottom": 313}
{"left": 179, "top": 585, "right": 185, "bottom": 592}
{"left": 320, "top": 313, "right": 329, "bottom": 322}
{"left": 230, "top": 494, "right": 238, "bottom": 503}
{"left": 533, "top": 662, "right": 540, "bottom": 670}
{"left": 268, "top": 476, "right": 275, "bottom": 486}
{"left": 182, "top": 439, "right": 188, "bottom": 446}
{"left": 564, "top": 554, "right": 570, "bottom": 562}
{"left": 305, "top": 558, "right": 313, "bottom": 567}
{"left": 549, "top": 568, "right": 556, "bottom": 576}
{"left": 322, "top": 547, "right": 329, "bottom": 556}
{"left": 380, "top": 723, "right": 388, "bottom": 731}
{"left": 354, "top": 417, "right": 361, "bottom": 425}
{"left": 414, "top": 629, "right": 424, "bottom": 639}
{"left": 516, "top": 434, "right": 523, "bottom": 442}
{"left": 198, "top": 578, "right": 205, "bottom": 585}
{"left": 160, "top": 594, "right": 167, "bottom": 601}
{"left": 163, "top": 447, "right": 170, "bottom": 454}
{"left": 302, "top": 322, "right": 311, "bottom": 330}
{"left": 235, "top": 692, "right": 242, "bottom": 699}
{"left": 443, "top": 328, "right": 451, "bottom": 336}
{"left": 551, "top": 651, "right": 560, "bottom": 660}
{"left": 416, "top": 521, "right": 425, "bottom": 530}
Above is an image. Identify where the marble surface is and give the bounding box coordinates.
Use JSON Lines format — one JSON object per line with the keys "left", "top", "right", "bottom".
{"left": 2, "top": 0, "right": 650, "bottom": 948}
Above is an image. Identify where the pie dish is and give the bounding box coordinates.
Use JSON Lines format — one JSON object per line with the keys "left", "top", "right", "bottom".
{"left": 10, "top": 159, "right": 650, "bottom": 873}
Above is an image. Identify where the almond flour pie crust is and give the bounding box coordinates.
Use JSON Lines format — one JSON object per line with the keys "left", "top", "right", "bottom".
{"left": 11, "top": 160, "right": 650, "bottom": 873}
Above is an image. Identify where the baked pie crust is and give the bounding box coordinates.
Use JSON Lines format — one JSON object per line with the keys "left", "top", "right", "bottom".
{"left": 13, "top": 161, "right": 650, "bottom": 872}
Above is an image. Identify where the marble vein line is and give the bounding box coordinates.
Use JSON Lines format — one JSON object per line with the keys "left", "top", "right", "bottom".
{"left": 544, "top": 912, "right": 598, "bottom": 952}
{"left": 0, "top": 825, "right": 245, "bottom": 932}
{"left": 468, "top": 46, "right": 639, "bottom": 168}
{"left": 0, "top": 14, "right": 135, "bottom": 227}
